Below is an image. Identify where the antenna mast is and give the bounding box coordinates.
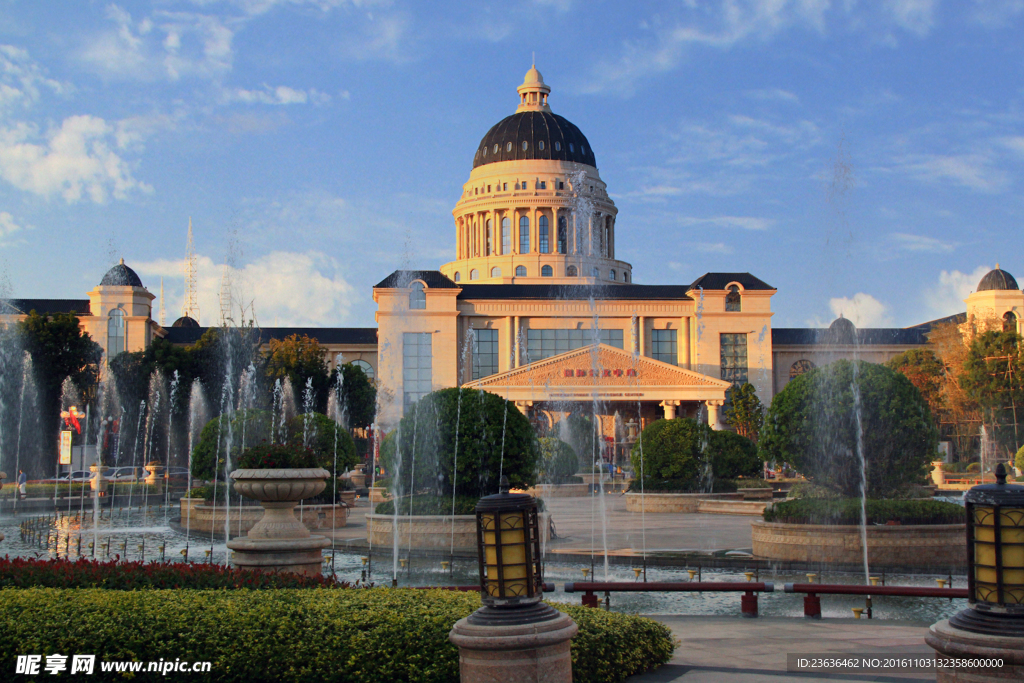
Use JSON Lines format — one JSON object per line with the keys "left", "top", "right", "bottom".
{"left": 219, "top": 263, "right": 232, "bottom": 326}
{"left": 159, "top": 278, "right": 166, "bottom": 326}
{"left": 183, "top": 218, "right": 199, "bottom": 323}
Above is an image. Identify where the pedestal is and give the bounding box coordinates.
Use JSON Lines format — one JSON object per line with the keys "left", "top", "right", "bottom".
{"left": 926, "top": 619, "right": 1024, "bottom": 682}
{"left": 226, "top": 500, "right": 330, "bottom": 575}
{"left": 448, "top": 603, "right": 577, "bottom": 683}
{"left": 144, "top": 463, "right": 165, "bottom": 495}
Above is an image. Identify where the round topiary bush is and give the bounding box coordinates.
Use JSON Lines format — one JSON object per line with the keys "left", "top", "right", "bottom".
{"left": 759, "top": 359, "right": 938, "bottom": 498}
{"left": 539, "top": 437, "right": 580, "bottom": 484}
{"left": 1016, "top": 444, "right": 1024, "bottom": 473}
{"left": 630, "top": 418, "right": 710, "bottom": 488}
{"left": 380, "top": 387, "right": 540, "bottom": 499}
{"left": 707, "top": 429, "right": 762, "bottom": 479}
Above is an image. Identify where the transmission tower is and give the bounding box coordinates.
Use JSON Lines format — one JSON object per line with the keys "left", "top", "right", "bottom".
{"left": 219, "top": 263, "right": 232, "bottom": 326}
{"left": 183, "top": 218, "right": 199, "bottom": 323}
{"left": 159, "top": 278, "right": 166, "bottom": 326}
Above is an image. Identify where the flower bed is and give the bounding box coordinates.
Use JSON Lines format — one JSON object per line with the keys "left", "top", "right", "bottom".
{"left": 0, "top": 588, "right": 673, "bottom": 683}
{"left": 0, "top": 557, "right": 345, "bottom": 590}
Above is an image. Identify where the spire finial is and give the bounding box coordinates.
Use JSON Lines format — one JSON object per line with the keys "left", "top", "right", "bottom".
{"left": 119, "top": 257, "right": 124, "bottom": 265}
{"left": 516, "top": 63, "right": 551, "bottom": 113}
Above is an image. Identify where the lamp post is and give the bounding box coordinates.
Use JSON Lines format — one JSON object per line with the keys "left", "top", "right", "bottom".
{"left": 926, "top": 463, "right": 1024, "bottom": 681}
{"left": 449, "top": 477, "right": 577, "bottom": 683}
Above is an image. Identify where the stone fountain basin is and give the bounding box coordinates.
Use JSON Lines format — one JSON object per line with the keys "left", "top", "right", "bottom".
{"left": 751, "top": 520, "right": 966, "bottom": 569}
{"left": 182, "top": 502, "right": 348, "bottom": 537}
{"left": 231, "top": 467, "right": 330, "bottom": 501}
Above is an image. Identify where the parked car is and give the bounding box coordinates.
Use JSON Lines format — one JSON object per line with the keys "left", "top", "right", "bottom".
{"left": 106, "top": 466, "right": 143, "bottom": 482}
{"left": 165, "top": 467, "right": 191, "bottom": 481}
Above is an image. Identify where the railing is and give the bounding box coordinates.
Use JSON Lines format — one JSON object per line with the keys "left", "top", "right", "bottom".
{"left": 564, "top": 581, "right": 774, "bottom": 617}
{"left": 784, "top": 582, "right": 966, "bottom": 619}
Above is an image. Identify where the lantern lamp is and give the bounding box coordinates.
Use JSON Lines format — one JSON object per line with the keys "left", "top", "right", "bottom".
{"left": 475, "top": 476, "right": 544, "bottom": 609}
{"left": 950, "top": 463, "right": 1024, "bottom": 636}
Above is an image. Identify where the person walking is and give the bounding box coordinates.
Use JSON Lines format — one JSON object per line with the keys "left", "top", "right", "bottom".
{"left": 18, "top": 470, "right": 27, "bottom": 499}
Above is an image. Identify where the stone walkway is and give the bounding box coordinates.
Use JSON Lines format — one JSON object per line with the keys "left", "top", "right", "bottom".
{"left": 628, "top": 617, "right": 935, "bottom": 682}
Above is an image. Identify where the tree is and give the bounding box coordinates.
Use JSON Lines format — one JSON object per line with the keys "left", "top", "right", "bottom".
{"left": 337, "top": 362, "right": 376, "bottom": 430}
{"left": 927, "top": 322, "right": 982, "bottom": 463}
{"left": 19, "top": 312, "right": 102, "bottom": 477}
{"left": 537, "top": 437, "right": 579, "bottom": 484}
{"left": 962, "top": 330, "right": 1024, "bottom": 457}
{"left": 759, "top": 360, "right": 938, "bottom": 498}
{"left": 551, "top": 412, "right": 597, "bottom": 469}
{"left": 265, "top": 334, "right": 332, "bottom": 414}
{"left": 724, "top": 383, "right": 765, "bottom": 441}
{"left": 380, "top": 388, "right": 539, "bottom": 499}
{"left": 286, "top": 413, "right": 357, "bottom": 474}
{"left": 885, "top": 348, "right": 944, "bottom": 420}
{"left": 707, "top": 429, "right": 762, "bottom": 479}
{"left": 630, "top": 418, "right": 711, "bottom": 485}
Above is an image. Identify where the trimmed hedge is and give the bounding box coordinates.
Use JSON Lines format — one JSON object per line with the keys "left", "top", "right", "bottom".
{"left": 0, "top": 589, "right": 673, "bottom": 683}
{"left": 763, "top": 498, "right": 965, "bottom": 525}
{"left": 0, "top": 557, "right": 346, "bottom": 590}
{"left": 375, "top": 494, "right": 546, "bottom": 515}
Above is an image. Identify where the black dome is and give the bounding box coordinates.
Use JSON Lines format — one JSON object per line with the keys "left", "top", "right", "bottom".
{"left": 977, "top": 268, "right": 1018, "bottom": 292}
{"left": 474, "top": 111, "right": 596, "bottom": 169}
{"left": 826, "top": 316, "right": 857, "bottom": 345}
{"left": 172, "top": 315, "right": 199, "bottom": 328}
{"left": 99, "top": 260, "right": 143, "bottom": 288}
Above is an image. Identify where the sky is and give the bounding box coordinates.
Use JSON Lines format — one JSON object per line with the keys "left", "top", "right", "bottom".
{"left": 0, "top": 0, "right": 1022, "bottom": 330}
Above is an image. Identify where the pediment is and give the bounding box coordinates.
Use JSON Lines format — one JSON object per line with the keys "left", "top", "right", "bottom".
{"left": 464, "top": 344, "right": 732, "bottom": 390}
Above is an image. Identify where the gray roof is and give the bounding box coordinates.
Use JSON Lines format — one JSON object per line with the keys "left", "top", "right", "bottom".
{"left": 0, "top": 299, "right": 91, "bottom": 316}
{"left": 163, "top": 326, "right": 377, "bottom": 346}
{"left": 772, "top": 327, "right": 928, "bottom": 346}
{"left": 474, "top": 111, "right": 596, "bottom": 169}
{"left": 689, "top": 272, "right": 775, "bottom": 291}
{"left": 374, "top": 270, "right": 459, "bottom": 289}
{"left": 977, "top": 268, "right": 1019, "bottom": 292}
{"left": 100, "top": 261, "right": 144, "bottom": 287}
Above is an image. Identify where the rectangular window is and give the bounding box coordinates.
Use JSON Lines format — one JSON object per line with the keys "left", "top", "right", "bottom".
{"left": 503, "top": 183, "right": 508, "bottom": 191}
{"left": 472, "top": 329, "right": 499, "bottom": 380}
{"left": 525, "top": 329, "right": 624, "bottom": 362}
{"left": 539, "top": 181, "right": 546, "bottom": 190}
{"left": 651, "top": 329, "right": 677, "bottom": 365}
{"left": 403, "top": 332, "right": 432, "bottom": 408}
{"left": 720, "top": 333, "right": 748, "bottom": 385}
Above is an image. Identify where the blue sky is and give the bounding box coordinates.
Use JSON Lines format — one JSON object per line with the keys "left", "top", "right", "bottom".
{"left": 0, "top": 0, "right": 1021, "bottom": 329}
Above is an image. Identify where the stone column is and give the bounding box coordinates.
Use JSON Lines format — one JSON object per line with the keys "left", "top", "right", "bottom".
{"left": 706, "top": 400, "right": 724, "bottom": 430}
{"left": 513, "top": 316, "right": 520, "bottom": 368}
{"left": 679, "top": 316, "right": 691, "bottom": 369}
{"left": 660, "top": 400, "right": 679, "bottom": 420}
{"left": 638, "top": 316, "right": 646, "bottom": 358}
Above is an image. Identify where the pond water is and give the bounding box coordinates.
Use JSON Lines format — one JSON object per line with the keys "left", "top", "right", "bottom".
{"left": 0, "top": 508, "right": 967, "bottom": 623}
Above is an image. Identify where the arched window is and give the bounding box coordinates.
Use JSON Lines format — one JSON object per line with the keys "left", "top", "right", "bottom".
{"left": 491, "top": 267, "right": 501, "bottom": 277}
{"left": 566, "top": 265, "right": 577, "bottom": 277}
{"left": 538, "top": 215, "right": 549, "bottom": 253}
{"left": 610, "top": 269, "right": 616, "bottom": 281}
{"left": 592, "top": 267, "right": 599, "bottom": 278}
{"left": 470, "top": 269, "right": 479, "bottom": 280}
{"left": 790, "top": 359, "right": 815, "bottom": 380}
{"left": 351, "top": 359, "right": 374, "bottom": 381}
{"left": 515, "top": 266, "right": 526, "bottom": 277}
{"left": 107, "top": 309, "right": 125, "bottom": 358}
{"left": 557, "top": 216, "right": 567, "bottom": 254}
{"left": 409, "top": 281, "right": 426, "bottom": 309}
{"left": 501, "top": 217, "right": 510, "bottom": 254}
{"left": 624, "top": 271, "right": 630, "bottom": 283}
{"left": 1005, "top": 311, "right": 1018, "bottom": 333}
{"left": 519, "top": 216, "right": 530, "bottom": 253}
{"left": 454, "top": 272, "right": 461, "bottom": 282}
{"left": 726, "top": 285, "right": 741, "bottom": 312}
{"left": 486, "top": 219, "right": 493, "bottom": 255}
{"left": 541, "top": 265, "right": 553, "bottom": 277}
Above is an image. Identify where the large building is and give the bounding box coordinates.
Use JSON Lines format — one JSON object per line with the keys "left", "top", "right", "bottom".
{"left": 2, "top": 68, "right": 1022, "bottom": 447}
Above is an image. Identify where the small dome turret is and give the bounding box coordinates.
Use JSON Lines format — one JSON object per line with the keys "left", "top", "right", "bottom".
{"left": 99, "top": 258, "right": 144, "bottom": 288}
{"left": 826, "top": 315, "right": 857, "bottom": 345}
{"left": 977, "top": 264, "right": 1019, "bottom": 292}
{"left": 171, "top": 315, "right": 199, "bottom": 328}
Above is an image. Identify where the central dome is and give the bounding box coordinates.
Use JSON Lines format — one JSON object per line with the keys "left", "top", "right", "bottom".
{"left": 473, "top": 111, "right": 596, "bottom": 169}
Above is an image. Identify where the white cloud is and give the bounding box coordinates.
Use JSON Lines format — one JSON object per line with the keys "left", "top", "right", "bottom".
{"left": 1001, "top": 136, "right": 1024, "bottom": 156}
{"left": 828, "top": 292, "right": 892, "bottom": 327}
{"left": 224, "top": 84, "right": 332, "bottom": 105}
{"left": 892, "top": 153, "right": 1010, "bottom": 193}
{"left": 890, "top": 232, "right": 955, "bottom": 253}
{"left": 744, "top": 88, "right": 800, "bottom": 103}
{"left": 135, "top": 250, "right": 359, "bottom": 327}
{"left": 694, "top": 242, "right": 733, "bottom": 254}
{"left": 885, "top": 0, "right": 937, "bottom": 36}
{"left": 81, "top": 5, "right": 235, "bottom": 81}
{"left": 0, "top": 211, "right": 24, "bottom": 245}
{"left": 0, "top": 115, "right": 152, "bottom": 203}
{"left": 971, "top": 0, "right": 1024, "bottom": 27}
{"left": 0, "top": 45, "right": 70, "bottom": 110}
{"left": 924, "top": 265, "right": 992, "bottom": 318}
{"left": 676, "top": 215, "right": 775, "bottom": 230}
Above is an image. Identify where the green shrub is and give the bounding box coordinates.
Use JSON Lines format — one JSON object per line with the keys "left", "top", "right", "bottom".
{"left": 237, "top": 442, "right": 321, "bottom": 469}
{"left": 759, "top": 360, "right": 938, "bottom": 497}
{"left": 286, "top": 413, "right": 357, "bottom": 473}
{"left": 375, "top": 495, "right": 480, "bottom": 516}
{"left": 1016, "top": 444, "right": 1024, "bottom": 473}
{"left": 966, "top": 462, "right": 981, "bottom": 473}
{"left": 0, "top": 557, "right": 346, "bottom": 589}
{"left": 0, "top": 589, "right": 673, "bottom": 683}
{"left": 630, "top": 418, "right": 710, "bottom": 484}
{"left": 734, "top": 478, "right": 771, "bottom": 488}
{"left": 380, "top": 388, "right": 540, "bottom": 499}
{"left": 763, "top": 498, "right": 965, "bottom": 525}
{"left": 539, "top": 437, "right": 580, "bottom": 483}
{"left": 708, "top": 429, "right": 762, "bottom": 479}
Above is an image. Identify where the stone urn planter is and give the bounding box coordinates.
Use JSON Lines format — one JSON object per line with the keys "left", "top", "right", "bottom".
{"left": 930, "top": 460, "right": 945, "bottom": 486}
{"left": 226, "top": 468, "right": 331, "bottom": 575}
{"left": 89, "top": 464, "right": 110, "bottom": 497}
{"left": 144, "top": 461, "right": 165, "bottom": 495}
{"left": 349, "top": 467, "right": 367, "bottom": 489}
